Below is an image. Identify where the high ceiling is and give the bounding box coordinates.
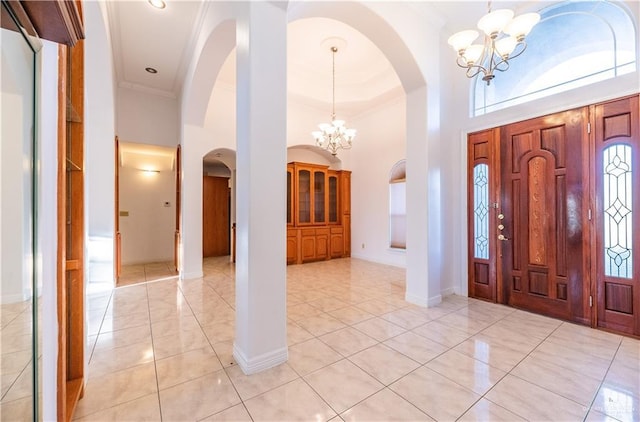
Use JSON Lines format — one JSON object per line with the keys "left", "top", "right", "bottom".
{"left": 106, "top": 1, "right": 547, "bottom": 108}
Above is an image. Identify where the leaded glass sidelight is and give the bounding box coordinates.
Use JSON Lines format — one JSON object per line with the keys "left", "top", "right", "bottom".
{"left": 603, "top": 144, "right": 633, "bottom": 278}
{"left": 474, "top": 164, "right": 489, "bottom": 259}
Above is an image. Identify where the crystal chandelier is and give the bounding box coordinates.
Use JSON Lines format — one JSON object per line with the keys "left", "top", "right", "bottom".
{"left": 312, "top": 46, "right": 356, "bottom": 156}
{"left": 447, "top": 2, "right": 539, "bottom": 85}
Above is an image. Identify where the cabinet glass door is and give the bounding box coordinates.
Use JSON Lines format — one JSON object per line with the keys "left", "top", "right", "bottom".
{"left": 314, "top": 171, "right": 325, "bottom": 223}
{"left": 298, "top": 170, "right": 311, "bottom": 223}
{"left": 287, "top": 169, "right": 292, "bottom": 224}
{"left": 329, "top": 175, "right": 338, "bottom": 223}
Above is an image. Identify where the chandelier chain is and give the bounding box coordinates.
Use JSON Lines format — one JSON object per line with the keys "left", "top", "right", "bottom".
{"left": 310, "top": 44, "right": 357, "bottom": 156}
{"left": 331, "top": 46, "right": 337, "bottom": 120}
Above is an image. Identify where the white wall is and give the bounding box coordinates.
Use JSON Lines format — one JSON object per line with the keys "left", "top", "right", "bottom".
{"left": 438, "top": 0, "right": 640, "bottom": 296}
{"left": 181, "top": 0, "right": 639, "bottom": 306}
{"left": 119, "top": 166, "right": 176, "bottom": 264}
{"left": 38, "top": 39, "right": 60, "bottom": 422}
{"left": 350, "top": 95, "right": 406, "bottom": 267}
{"left": 117, "top": 87, "right": 180, "bottom": 147}
{"left": 1, "top": 28, "right": 33, "bottom": 303}
{"left": 85, "top": 0, "right": 117, "bottom": 284}
{"left": 115, "top": 76, "right": 180, "bottom": 267}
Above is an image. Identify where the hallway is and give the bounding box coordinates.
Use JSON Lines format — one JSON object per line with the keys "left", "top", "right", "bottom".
{"left": 118, "top": 262, "right": 179, "bottom": 287}
{"left": 77, "top": 258, "right": 639, "bottom": 421}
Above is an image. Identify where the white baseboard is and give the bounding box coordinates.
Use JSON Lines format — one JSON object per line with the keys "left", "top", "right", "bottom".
{"left": 405, "top": 292, "right": 443, "bottom": 307}
{"left": 427, "top": 294, "right": 443, "bottom": 307}
{"left": 405, "top": 292, "right": 429, "bottom": 307}
{"left": 441, "top": 287, "right": 456, "bottom": 297}
{"left": 1, "top": 293, "right": 29, "bottom": 305}
{"left": 180, "top": 271, "right": 203, "bottom": 281}
{"left": 232, "top": 344, "right": 288, "bottom": 375}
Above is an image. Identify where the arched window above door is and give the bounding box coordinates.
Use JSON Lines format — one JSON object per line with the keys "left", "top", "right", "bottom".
{"left": 474, "top": 0, "right": 637, "bottom": 116}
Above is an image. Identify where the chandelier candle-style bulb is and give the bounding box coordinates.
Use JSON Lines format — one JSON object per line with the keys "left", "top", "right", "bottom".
{"left": 448, "top": 2, "right": 540, "bottom": 85}
{"left": 311, "top": 46, "right": 356, "bottom": 156}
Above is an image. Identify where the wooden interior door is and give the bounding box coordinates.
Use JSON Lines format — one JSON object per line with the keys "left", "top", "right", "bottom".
{"left": 500, "top": 108, "right": 591, "bottom": 323}
{"left": 467, "top": 129, "right": 499, "bottom": 302}
{"left": 203, "top": 176, "right": 230, "bottom": 257}
{"left": 115, "top": 136, "right": 120, "bottom": 282}
{"left": 593, "top": 95, "right": 640, "bottom": 336}
{"left": 174, "top": 145, "right": 181, "bottom": 271}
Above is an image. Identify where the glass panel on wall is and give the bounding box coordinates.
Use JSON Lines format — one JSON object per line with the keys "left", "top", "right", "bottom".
{"left": 1, "top": 2, "right": 39, "bottom": 419}
{"left": 298, "top": 170, "right": 310, "bottom": 223}
{"left": 474, "top": 0, "right": 637, "bottom": 116}
{"left": 474, "top": 164, "right": 489, "bottom": 259}
{"left": 603, "top": 144, "right": 633, "bottom": 278}
{"left": 314, "top": 171, "right": 325, "bottom": 223}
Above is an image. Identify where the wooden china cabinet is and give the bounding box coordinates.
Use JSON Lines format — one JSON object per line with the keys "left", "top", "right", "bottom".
{"left": 287, "top": 162, "right": 351, "bottom": 264}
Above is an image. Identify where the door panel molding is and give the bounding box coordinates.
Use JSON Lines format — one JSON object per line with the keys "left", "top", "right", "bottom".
{"left": 468, "top": 93, "right": 640, "bottom": 336}
{"left": 500, "top": 107, "right": 590, "bottom": 323}
{"left": 467, "top": 129, "right": 500, "bottom": 302}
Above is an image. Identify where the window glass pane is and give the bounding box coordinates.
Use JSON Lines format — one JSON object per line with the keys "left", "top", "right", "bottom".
{"left": 474, "top": 164, "right": 489, "bottom": 259}
{"left": 603, "top": 145, "right": 633, "bottom": 278}
{"left": 474, "top": 1, "right": 636, "bottom": 116}
{"left": 389, "top": 181, "right": 406, "bottom": 249}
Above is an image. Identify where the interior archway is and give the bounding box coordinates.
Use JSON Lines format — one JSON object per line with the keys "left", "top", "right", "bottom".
{"left": 181, "top": 1, "right": 438, "bottom": 306}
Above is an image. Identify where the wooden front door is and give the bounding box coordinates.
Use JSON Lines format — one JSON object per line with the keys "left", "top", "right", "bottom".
{"left": 467, "top": 129, "right": 500, "bottom": 302}
{"left": 593, "top": 96, "right": 640, "bottom": 336}
{"left": 203, "top": 176, "right": 230, "bottom": 257}
{"left": 499, "top": 108, "right": 591, "bottom": 324}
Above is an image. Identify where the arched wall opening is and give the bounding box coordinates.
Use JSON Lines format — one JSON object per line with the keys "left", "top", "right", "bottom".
{"left": 181, "top": 1, "right": 445, "bottom": 307}
{"left": 202, "top": 148, "right": 236, "bottom": 261}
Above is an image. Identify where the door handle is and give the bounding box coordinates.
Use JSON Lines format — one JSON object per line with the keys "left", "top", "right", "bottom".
{"left": 498, "top": 234, "right": 509, "bottom": 241}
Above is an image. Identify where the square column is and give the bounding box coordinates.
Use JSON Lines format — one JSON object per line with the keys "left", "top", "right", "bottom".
{"left": 405, "top": 86, "right": 442, "bottom": 307}
{"left": 233, "top": 2, "right": 288, "bottom": 374}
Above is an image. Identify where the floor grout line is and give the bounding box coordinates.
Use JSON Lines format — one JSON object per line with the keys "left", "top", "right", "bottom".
{"left": 73, "top": 256, "right": 640, "bottom": 422}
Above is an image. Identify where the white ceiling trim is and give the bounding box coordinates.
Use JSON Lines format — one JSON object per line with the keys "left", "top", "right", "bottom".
{"left": 105, "top": 0, "right": 125, "bottom": 98}
{"left": 119, "top": 81, "right": 178, "bottom": 99}
{"left": 173, "top": 0, "right": 209, "bottom": 98}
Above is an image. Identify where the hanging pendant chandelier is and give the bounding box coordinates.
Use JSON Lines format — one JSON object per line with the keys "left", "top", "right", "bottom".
{"left": 312, "top": 46, "right": 356, "bottom": 156}
{"left": 447, "top": 1, "right": 539, "bottom": 85}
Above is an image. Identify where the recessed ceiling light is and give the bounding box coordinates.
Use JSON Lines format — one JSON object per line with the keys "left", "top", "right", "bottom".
{"left": 145, "top": 67, "right": 158, "bottom": 74}
{"left": 148, "top": 0, "right": 166, "bottom": 10}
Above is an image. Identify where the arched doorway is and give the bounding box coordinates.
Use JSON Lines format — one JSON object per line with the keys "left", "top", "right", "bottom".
{"left": 202, "top": 148, "right": 236, "bottom": 260}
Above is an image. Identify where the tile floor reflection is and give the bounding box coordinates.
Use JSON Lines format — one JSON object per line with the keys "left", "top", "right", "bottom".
{"left": 0, "top": 300, "right": 35, "bottom": 420}
{"left": 118, "top": 261, "right": 178, "bottom": 287}
{"left": 76, "top": 257, "right": 640, "bottom": 421}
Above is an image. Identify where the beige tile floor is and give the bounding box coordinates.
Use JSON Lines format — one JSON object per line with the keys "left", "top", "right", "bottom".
{"left": 118, "top": 261, "right": 179, "bottom": 287}
{"left": 77, "top": 257, "right": 640, "bottom": 421}
{"left": 1, "top": 300, "right": 36, "bottom": 419}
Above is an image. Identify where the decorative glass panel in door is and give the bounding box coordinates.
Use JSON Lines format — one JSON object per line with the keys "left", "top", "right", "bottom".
{"left": 473, "top": 164, "right": 489, "bottom": 259}
{"left": 603, "top": 144, "right": 633, "bottom": 278}
{"left": 595, "top": 95, "right": 639, "bottom": 336}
